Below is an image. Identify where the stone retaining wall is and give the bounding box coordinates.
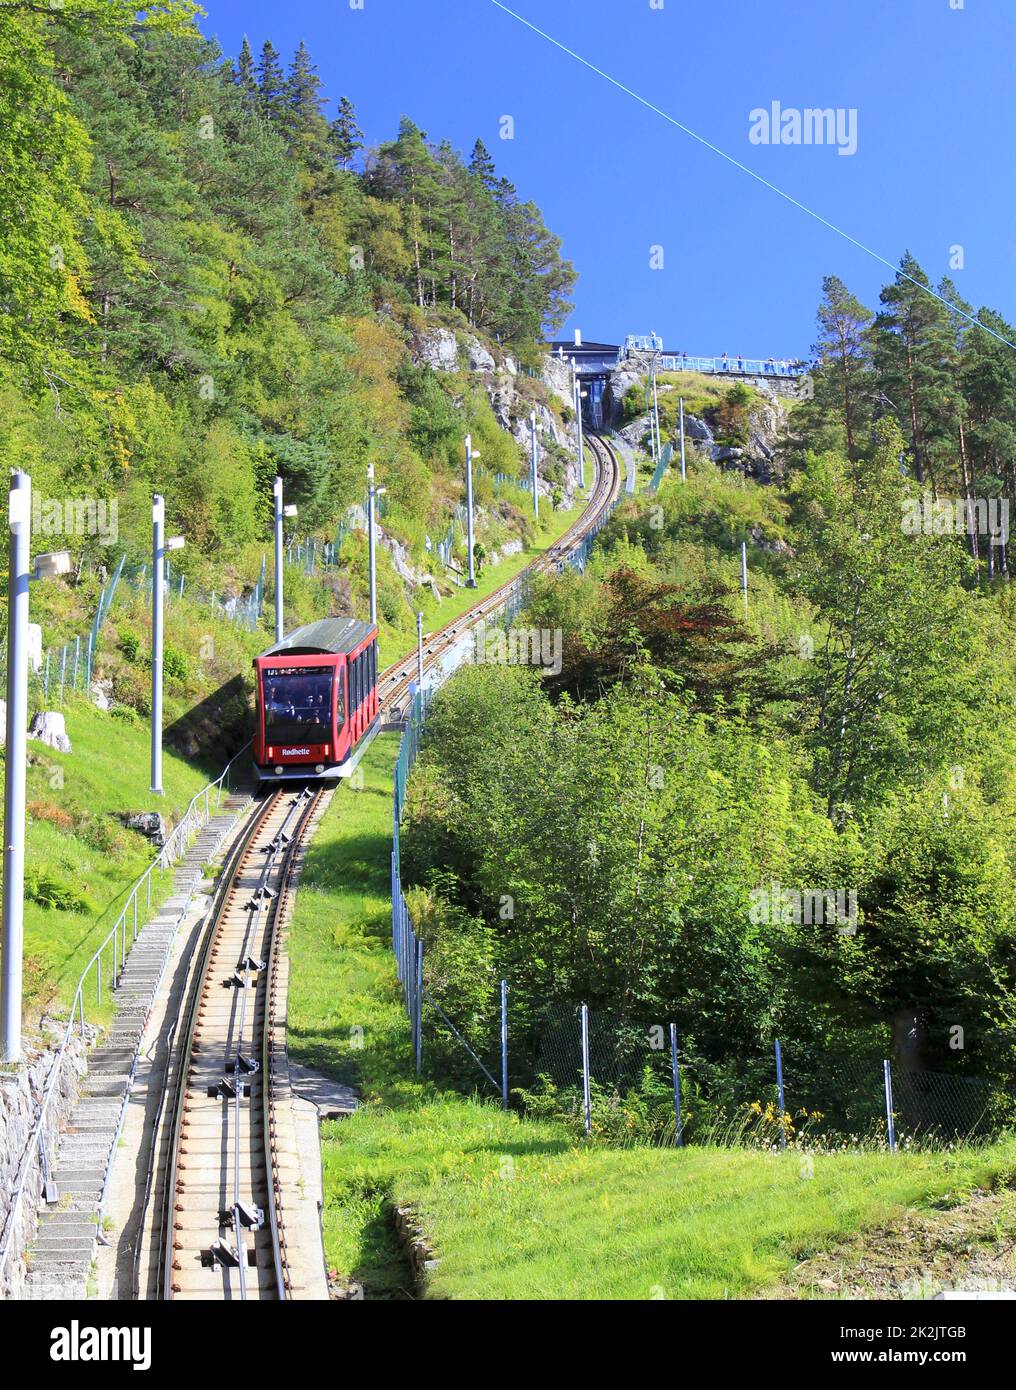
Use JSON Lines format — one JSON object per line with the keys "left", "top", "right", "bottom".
{"left": 0, "top": 1023, "right": 89, "bottom": 1298}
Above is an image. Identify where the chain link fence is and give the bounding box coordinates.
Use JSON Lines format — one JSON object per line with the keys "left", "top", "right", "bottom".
{"left": 388, "top": 679, "right": 1006, "bottom": 1150}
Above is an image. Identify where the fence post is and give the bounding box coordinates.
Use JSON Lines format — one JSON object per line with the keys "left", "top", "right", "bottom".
{"left": 883, "top": 1058, "right": 896, "bottom": 1152}
{"left": 580, "top": 1003, "right": 592, "bottom": 1136}
{"left": 775, "top": 1038, "right": 787, "bottom": 1150}
{"left": 59, "top": 644, "right": 67, "bottom": 704}
{"left": 415, "top": 940, "right": 423, "bottom": 1075}
{"left": 670, "top": 1022, "right": 683, "bottom": 1146}
{"left": 500, "top": 979, "right": 509, "bottom": 1111}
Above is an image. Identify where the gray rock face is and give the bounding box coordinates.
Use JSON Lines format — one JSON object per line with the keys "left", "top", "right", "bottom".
{"left": 603, "top": 364, "right": 643, "bottom": 427}
{"left": 684, "top": 414, "right": 713, "bottom": 444}
{"left": 90, "top": 680, "right": 113, "bottom": 711}
{"left": 122, "top": 811, "right": 166, "bottom": 847}
{"left": 28, "top": 711, "right": 71, "bottom": 753}
{"left": 416, "top": 327, "right": 459, "bottom": 372}
{"left": 541, "top": 351, "right": 574, "bottom": 409}
{"left": 463, "top": 334, "right": 496, "bottom": 372}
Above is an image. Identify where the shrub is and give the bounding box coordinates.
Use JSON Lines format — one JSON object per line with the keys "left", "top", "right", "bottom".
{"left": 25, "top": 865, "right": 92, "bottom": 913}
{"left": 112, "top": 670, "right": 151, "bottom": 716}
{"left": 119, "top": 630, "right": 141, "bottom": 662}
{"left": 163, "top": 644, "right": 189, "bottom": 682}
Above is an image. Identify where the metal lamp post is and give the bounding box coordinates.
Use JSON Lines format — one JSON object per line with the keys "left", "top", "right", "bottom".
{"left": 150, "top": 496, "right": 184, "bottom": 796}
{"left": 273, "top": 477, "right": 297, "bottom": 642}
{"left": 367, "top": 464, "right": 387, "bottom": 626}
{"left": 572, "top": 361, "right": 589, "bottom": 492}
{"left": 2, "top": 474, "right": 30, "bottom": 1063}
{"left": 651, "top": 359, "right": 661, "bottom": 464}
{"left": 416, "top": 611, "right": 424, "bottom": 694}
{"left": 679, "top": 396, "right": 687, "bottom": 482}
{"left": 529, "top": 411, "right": 541, "bottom": 521}
{"left": 465, "top": 435, "right": 479, "bottom": 588}
{"left": 2, "top": 474, "right": 71, "bottom": 1062}
{"left": 273, "top": 477, "right": 284, "bottom": 642}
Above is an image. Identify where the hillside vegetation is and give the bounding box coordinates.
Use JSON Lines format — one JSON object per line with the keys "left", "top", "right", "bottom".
{"left": 399, "top": 263, "right": 1016, "bottom": 1140}
{"left": 1, "top": 0, "right": 577, "bottom": 654}
{"left": 289, "top": 741, "right": 1016, "bottom": 1300}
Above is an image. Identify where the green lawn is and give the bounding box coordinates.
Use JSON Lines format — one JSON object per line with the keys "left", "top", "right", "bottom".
{"left": 13, "top": 698, "right": 213, "bottom": 1023}
{"left": 287, "top": 739, "right": 1016, "bottom": 1301}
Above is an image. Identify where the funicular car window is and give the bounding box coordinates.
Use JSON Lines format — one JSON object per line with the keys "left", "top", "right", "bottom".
{"left": 263, "top": 666, "right": 333, "bottom": 745}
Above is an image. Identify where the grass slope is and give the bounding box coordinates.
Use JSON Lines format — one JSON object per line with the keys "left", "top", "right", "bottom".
{"left": 375, "top": 494, "right": 586, "bottom": 670}
{"left": 287, "top": 740, "right": 1016, "bottom": 1300}
{"left": 14, "top": 699, "right": 211, "bottom": 1023}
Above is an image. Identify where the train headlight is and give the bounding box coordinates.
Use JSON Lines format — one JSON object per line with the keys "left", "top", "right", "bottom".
{"left": 275, "top": 766, "right": 283, "bottom": 775}
{"left": 315, "top": 763, "right": 324, "bottom": 773}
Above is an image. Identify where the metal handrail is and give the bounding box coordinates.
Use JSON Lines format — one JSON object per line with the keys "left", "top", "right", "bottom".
{"left": 0, "top": 739, "right": 253, "bottom": 1286}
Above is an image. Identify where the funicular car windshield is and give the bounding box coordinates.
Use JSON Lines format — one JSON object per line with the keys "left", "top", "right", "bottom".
{"left": 263, "top": 666, "right": 334, "bottom": 745}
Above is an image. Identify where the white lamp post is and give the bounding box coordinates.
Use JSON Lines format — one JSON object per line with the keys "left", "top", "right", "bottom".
{"left": 416, "top": 610, "right": 424, "bottom": 694}
{"left": 368, "top": 464, "right": 386, "bottom": 626}
{"left": 529, "top": 411, "right": 541, "bottom": 521}
{"left": 2, "top": 474, "right": 71, "bottom": 1062}
{"left": 150, "top": 496, "right": 184, "bottom": 796}
{"left": 465, "top": 435, "right": 479, "bottom": 588}
{"left": 273, "top": 477, "right": 297, "bottom": 642}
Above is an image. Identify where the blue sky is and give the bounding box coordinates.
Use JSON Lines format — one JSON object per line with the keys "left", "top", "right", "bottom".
{"left": 198, "top": 0, "right": 1016, "bottom": 360}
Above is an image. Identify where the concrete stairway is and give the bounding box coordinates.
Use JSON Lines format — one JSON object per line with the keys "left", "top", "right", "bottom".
{"left": 24, "top": 793, "right": 252, "bottom": 1300}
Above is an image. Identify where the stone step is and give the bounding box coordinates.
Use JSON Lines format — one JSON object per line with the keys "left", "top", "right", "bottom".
{"left": 81, "top": 1078, "right": 130, "bottom": 1097}
{"left": 54, "top": 1166, "right": 107, "bottom": 1186}
{"left": 25, "top": 1277, "right": 89, "bottom": 1300}
{"left": 56, "top": 1144, "right": 111, "bottom": 1164}
{"left": 28, "top": 1250, "right": 92, "bottom": 1270}
{"left": 87, "top": 1048, "right": 137, "bottom": 1067}
{"left": 37, "top": 1213, "right": 97, "bottom": 1231}
{"left": 32, "top": 1236, "right": 96, "bottom": 1255}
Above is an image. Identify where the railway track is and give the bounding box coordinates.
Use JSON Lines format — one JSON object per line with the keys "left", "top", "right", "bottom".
{"left": 157, "top": 784, "right": 325, "bottom": 1300}
{"left": 149, "top": 431, "right": 619, "bottom": 1300}
{"left": 381, "top": 430, "right": 622, "bottom": 715}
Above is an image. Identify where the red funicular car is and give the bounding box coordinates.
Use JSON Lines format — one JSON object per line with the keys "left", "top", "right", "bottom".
{"left": 253, "top": 618, "right": 380, "bottom": 781}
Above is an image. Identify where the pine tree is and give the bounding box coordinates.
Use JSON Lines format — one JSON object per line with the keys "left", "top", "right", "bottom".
{"left": 872, "top": 252, "right": 957, "bottom": 488}
{"left": 235, "top": 36, "right": 257, "bottom": 99}
{"left": 468, "top": 138, "right": 497, "bottom": 191}
{"left": 811, "top": 275, "right": 874, "bottom": 464}
{"left": 329, "top": 96, "right": 363, "bottom": 170}
{"left": 256, "top": 39, "right": 287, "bottom": 126}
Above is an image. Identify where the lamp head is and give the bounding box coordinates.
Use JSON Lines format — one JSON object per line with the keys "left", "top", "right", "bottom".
{"left": 34, "top": 551, "right": 72, "bottom": 580}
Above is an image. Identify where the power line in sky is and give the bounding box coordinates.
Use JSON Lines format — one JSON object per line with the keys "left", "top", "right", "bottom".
{"left": 489, "top": 0, "right": 1016, "bottom": 354}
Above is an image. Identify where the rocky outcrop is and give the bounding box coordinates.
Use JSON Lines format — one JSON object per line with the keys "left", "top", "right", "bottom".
{"left": 608, "top": 367, "right": 790, "bottom": 484}
{"left": 541, "top": 351, "right": 574, "bottom": 410}
{"left": 28, "top": 711, "right": 71, "bottom": 753}
{"left": 416, "top": 327, "right": 459, "bottom": 372}
{"left": 463, "top": 334, "right": 496, "bottom": 372}
{"left": 90, "top": 679, "right": 113, "bottom": 711}
{"left": 121, "top": 812, "right": 167, "bottom": 848}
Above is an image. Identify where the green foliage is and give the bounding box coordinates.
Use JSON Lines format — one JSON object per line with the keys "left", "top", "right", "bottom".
{"left": 25, "top": 864, "right": 93, "bottom": 914}
{"left": 163, "top": 644, "right": 189, "bottom": 682}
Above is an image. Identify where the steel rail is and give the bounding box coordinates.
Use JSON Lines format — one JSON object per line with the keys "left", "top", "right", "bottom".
{"left": 158, "top": 785, "right": 323, "bottom": 1300}
{"left": 379, "top": 432, "right": 621, "bottom": 716}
